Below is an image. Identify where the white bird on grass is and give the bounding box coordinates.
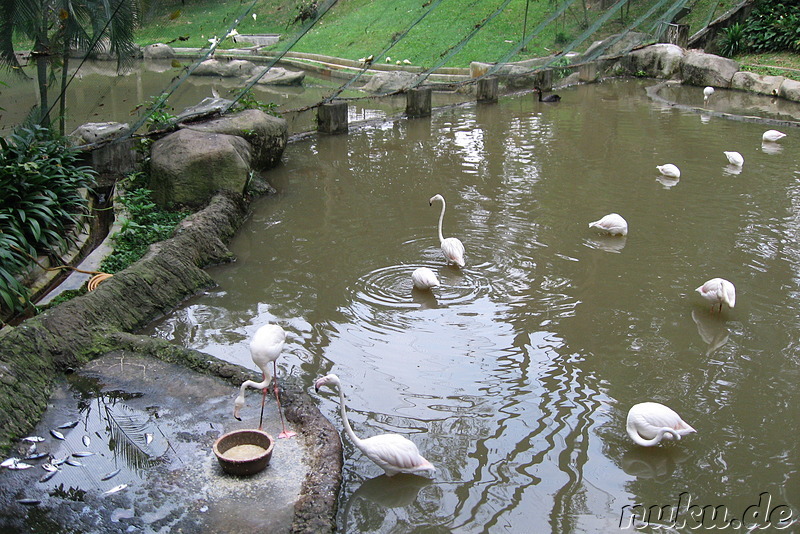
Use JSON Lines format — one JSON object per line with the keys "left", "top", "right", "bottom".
{"left": 588, "top": 213, "right": 628, "bottom": 236}
{"left": 724, "top": 151, "right": 744, "bottom": 166}
{"left": 762, "top": 130, "right": 786, "bottom": 143}
{"left": 233, "top": 324, "right": 296, "bottom": 439}
{"left": 314, "top": 374, "right": 436, "bottom": 477}
{"left": 703, "top": 86, "right": 714, "bottom": 102}
{"left": 656, "top": 164, "right": 681, "bottom": 179}
{"left": 429, "top": 194, "right": 465, "bottom": 267}
{"left": 696, "top": 277, "right": 736, "bottom": 314}
{"left": 626, "top": 402, "right": 696, "bottom": 447}
{"left": 411, "top": 267, "right": 440, "bottom": 291}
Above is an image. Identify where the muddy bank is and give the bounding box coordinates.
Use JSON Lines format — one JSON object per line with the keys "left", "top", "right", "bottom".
{"left": 0, "top": 190, "right": 341, "bottom": 532}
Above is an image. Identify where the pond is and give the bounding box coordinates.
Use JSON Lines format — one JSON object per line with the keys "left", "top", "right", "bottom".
{"left": 143, "top": 79, "right": 799, "bottom": 532}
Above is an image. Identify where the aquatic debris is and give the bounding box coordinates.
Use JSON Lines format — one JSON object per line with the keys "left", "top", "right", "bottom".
{"left": 16, "top": 499, "right": 41, "bottom": 506}
{"left": 65, "top": 459, "right": 83, "bottom": 467}
{"left": 22, "top": 436, "right": 45, "bottom": 443}
{"left": 39, "top": 470, "right": 58, "bottom": 482}
{"left": 57, "top": 421, "right": 79, "bottom": 429}
{"left": 103, "top": 484, "right": 128, "bottom": 495}
{"left": 50, "top": 430, "right": 65, "bottom": 440}
{"left": 82, "top": 435, "right": 91, "bottom": 447}
{"left": 7, "top": 460, "right": 34, "bottom": 470}
{"left": 100, "top": 468, "right": 121, "bottom": 481}
{"left": 42, "top": 463, "right": 59, "bottom": 472}
{"left": 27, "top": 443, "right": 37, "bottom": 455}
{"left": 52, "top": 456, "right": 69, "bottom": 466}
{"left": 145, "top": 433, "right": 154, "bottom": 446}
{"left": 1, "top": 458, "right": 21, "bottom": 468}
{"left": 72, "top": 451, "right": 94, "bottom": 458}
{"left": 25, "top": 452, "right": 48, "bottom": 461}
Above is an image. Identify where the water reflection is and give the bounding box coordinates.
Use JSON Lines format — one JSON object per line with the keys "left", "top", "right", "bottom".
{"left": 692, "top": 309, "right": 730, "bottom": 356}
{"left": 341, "top": 474, "right": 433, "bottom": 532}
{"left": 761, "top": 141, "right": 783, "bottom": 155}
{"left": 655, "top": 174, "right": 680, "bottom": 189}
{"left": 620, "top": 446, "right": 692, "bottom": 480}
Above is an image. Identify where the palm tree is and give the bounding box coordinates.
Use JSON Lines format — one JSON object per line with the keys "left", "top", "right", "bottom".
{"left": 0, "top": 0, "right": 138, "bottom": 134}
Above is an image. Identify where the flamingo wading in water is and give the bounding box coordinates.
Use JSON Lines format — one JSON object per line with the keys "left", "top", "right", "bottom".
{"left": 588, "top": 213, "right": 628, "bottom": 236}
{"left": 696, "top": 277, "right": 736, "bottom": 314}
{"left": 626, "top": 402, "right": 696, "bottom": 447}
{"left": 411, "top": 267, "right": 440, "bottom": 290}
{"left": 314, "top": 374, "right": 436, "bottom": 477}
{"left": 233, "top": 324, "right": 296, "bottom": 438}
{"left": 429, "top": 194, "right": 465, "bottom": 267}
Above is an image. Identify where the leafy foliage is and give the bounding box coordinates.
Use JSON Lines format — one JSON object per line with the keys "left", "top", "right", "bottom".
{"left": 0, "top": 125, "right": 96, "bottom": 315}
{"left": 100, "top": 178, "right": 187, "bottom": 274}
{"left": 718, "top": 22, "right": 746, "bottom": 58}
{"left": 740, "top": 1, "right": 800, "bottom": 54}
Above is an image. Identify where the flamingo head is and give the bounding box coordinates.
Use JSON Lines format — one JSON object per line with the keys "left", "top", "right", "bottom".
{"left": 429, "top": 194, "right": 443, "bottom": 206}
{"left": 233, "top": 393, "right": 245, "bottom": 421}
{"left": 314, "top": 373, "right": 341, "bottom": 392}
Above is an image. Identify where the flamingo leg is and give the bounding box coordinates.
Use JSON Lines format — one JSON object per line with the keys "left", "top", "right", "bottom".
{"left": 258, "top": 372, "right": 267, "bottom": 431}
{"left": 273, "top": 361, "right": 297, "bottom": 439}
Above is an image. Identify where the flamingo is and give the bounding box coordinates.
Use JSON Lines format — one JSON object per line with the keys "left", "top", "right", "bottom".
{"left": 588, "top": 213, "right": 628, "bottom": 236}
{"left": 656, "top": 164, "right": 681, "bottom": 178}
{"left": 429, "top": 194, "right": 465, "bottom": 267}
{"left": 762, "top": 130, "right": 786, "bottom": 143}
{"left": 696, "top": 277, "right": 736, "bottom": 314}
{"left": 314, "top": 374, "right": 436, "bottom": 477}
{"left": 411, "top": 267, "right": 440, "bottom": 290}
{"left": 703, "top": 86, "right": 714, "bottom": 103}
{"left": 626, "top": 402, "right": 696, "bottom": 447}
{"left": 233, "top": 324, "right": 296, "bottom": 438}
{"left": 724, "top": 151, "right": 744, "bottom": 166}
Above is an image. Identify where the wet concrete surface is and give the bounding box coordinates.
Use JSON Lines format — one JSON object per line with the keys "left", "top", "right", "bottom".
{"left": 0, "top": 351, "right": 308, "bottom": 533}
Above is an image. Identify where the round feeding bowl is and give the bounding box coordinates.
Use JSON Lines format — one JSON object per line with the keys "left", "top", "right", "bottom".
{"left": 213, "top": 429, "right": 275, "bottom": 476}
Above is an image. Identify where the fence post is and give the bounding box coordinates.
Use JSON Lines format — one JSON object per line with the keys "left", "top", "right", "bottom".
{"left": 406, "top": 88, "right": 432, "bottom": 118}
{"left": 477, "top": 77, "right": 498, "bottom": 103}
{"left": 317, "top": 101, "right": 348, "bottom": 134}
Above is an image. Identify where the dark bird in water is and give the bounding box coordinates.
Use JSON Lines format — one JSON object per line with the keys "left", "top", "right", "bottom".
{"left": 534, "top": 87, "right": 561, "bottom": 102}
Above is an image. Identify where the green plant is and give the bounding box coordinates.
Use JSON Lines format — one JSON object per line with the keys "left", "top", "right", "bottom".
{"left": 742, "top": 1, "right": 800, "bottom": 53}
{"left": 230, "top": 89, "right": 280, "bottom": 116}
{"left": 0, "top": 125, "right": 96, "bottom": 315}
{"left": 717, "top": 22, "right": 746, "bottom": 57}
{"left": 145, "top": 94, "right": 177, "bottom": 130}
{"left": 100, "top": 179, "right": 187, "bottom": 274}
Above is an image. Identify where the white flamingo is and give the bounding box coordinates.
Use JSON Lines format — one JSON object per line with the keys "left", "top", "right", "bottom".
{"left": 429, "top": 194, "right": 465, "bottom": 267}
{"left": 703, "top": 86, "right": 714, "bottom": 103}
{"left": 314, "top": 374, "right": 436, "bottom": 477}
{"left": 588, "top": 213, "right": 628, "bottom": 236}
{"left": 656, "top": 164, "right": 681, "bottom": 178}
{"left": 233, "top": 324, "right": 296, "bottom": 438}
{"left": 411, "top": 267, "right": 440, "bottom": 290}
{"left": 762, "top": 130, "right": 786, "bottom": 143}
{"left": 696, "top": 277, "right": 736, "bottom": 314}
{"left": 724, "top": 151, "right": 744, "bottom": 166}
{"left": 626, "top": 402, "right": 696, "bottom": 447}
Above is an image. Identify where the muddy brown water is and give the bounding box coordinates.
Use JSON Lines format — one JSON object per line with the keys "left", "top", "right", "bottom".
{"left": 137, "top": 79, "right": 800, "bottom": 532}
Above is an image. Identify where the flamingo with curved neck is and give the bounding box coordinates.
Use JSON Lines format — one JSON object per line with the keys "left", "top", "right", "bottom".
{"left": 429, "top": 194, "right": 465, "bottom": 267}
{"left": 314, "top": 373, "right": 436, "bottom": 477}
{"left": 626, "top": 402, "right": 696, "bottom": 447}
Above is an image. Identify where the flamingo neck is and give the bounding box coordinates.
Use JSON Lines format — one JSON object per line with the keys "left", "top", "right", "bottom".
{"left": 336, "top": 385, "right": 363, "bottom": 447}
{"left": 239, "top": 377, "right": 270, "bottom": 397}
{"left": 437, "top": 199, "right": 446, "bottom": 244}
{"left": 628, "top": 424, "right": 679, "bottom": 446}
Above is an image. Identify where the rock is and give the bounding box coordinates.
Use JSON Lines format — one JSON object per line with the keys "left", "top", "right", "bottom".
{"left": 361, "top": 71, "right": 419, "bottom": 93}
{"left": 175, "top": 97, "right": 234, "bottom": 123}
{"left": 149, "top": 129, "right": 252, "bottom": 208}
{"left": 68, "top": 122, "right": 129, "bottom": 145}
{"left": 143, "top": 43, "right": 175, "bottom": 59}
{"left": 681, "top": 50, "right": 739, "bottom": 87}
{"left": 247, "top": 66, "right": 305, "bottom": 86}
{"left": 584, "top": 32, "right": 650, "bottom": 59}
{"left": 778, "top": 78, "right": 800, "bottom": 102}
{"left": 192, "top": 58, "right": 256, "bottom": 77}
{"left": 622, "top": 44, "right": 685, "bottom": 79}
{"left": 182, "top": 109, "right": 288, "bottom": 170}
{"left": 731, "top": 71, "right": 784, "bottom": 96}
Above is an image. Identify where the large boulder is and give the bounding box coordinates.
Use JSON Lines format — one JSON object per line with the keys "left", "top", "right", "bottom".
{"left": 779, "top": 78, "right": 800, "bottom": 102}
{"left": 681, "top": 50, "right": 739, "bottom": 87}
{"left": 192, "top": 58, "right": 256, "bottom": 77}
{"left": 361, "top": 71, "right": 419, "bottom": 93}
{"left": 182, "top": 109, "right": 288, "bottom": 170}
{"left": 149, "top": 129, "right": 252, "bottom": 208}
{"left": 622, "top": 44, "right": 685, "bottom": 79}
{"left": 247, "top": 66, "right": 306, "bottom": 86}
{"left": 143, "top": 43, "right": 175, "bottom": 59}
{"left": 731, "top": 71, "right": 784, "bottom": 96}
{"left": 69, "top": 122, "right": 129, "bottom": 145}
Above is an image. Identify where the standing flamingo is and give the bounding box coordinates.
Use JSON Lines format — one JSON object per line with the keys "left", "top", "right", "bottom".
{"left": 233, "top": 324, "right": 296, "bottom": 438}
{"left": 696, "top": 277, "right": 736, "bottom": 314}
{"left": 429, "top": 194, "right": 465, "bottom": 267}
{"left": 314, "top": 374, "right": 436, "bottom": 477}
{"left": 588, "top": 213, "right": 628, "bottom": 236}
{"left": 626, "top": 402, "right": 696, "bottom": 447}
{"left": 703, "top": 86, "right": 714, "bottom": 103}
{"left": 724, "top": 151, "right": 744, "bottom": 166}
{"left": 411, "top": 267, "right": 440, "bottom": 290}
{"left": 762, "top": 130, "right": 786, "bottom": 143}
{"left": 656, "top": 164, "right": 681, "bottom": 178}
